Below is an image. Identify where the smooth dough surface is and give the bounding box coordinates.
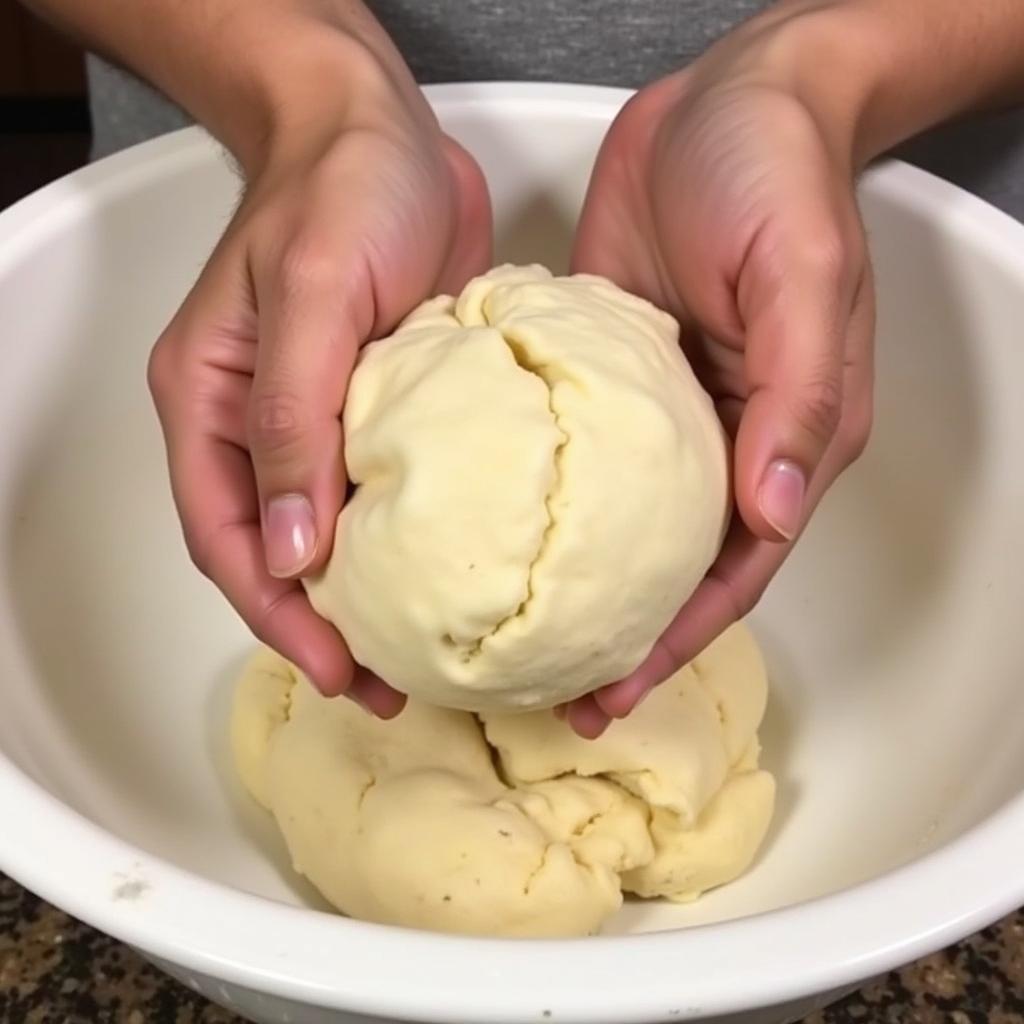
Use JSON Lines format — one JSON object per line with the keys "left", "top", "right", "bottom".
{"left": 231, "top": 623, "right": 775, "bottom": 937}
{"left": 304, "top": 265, "right": 730, "bottom": 712}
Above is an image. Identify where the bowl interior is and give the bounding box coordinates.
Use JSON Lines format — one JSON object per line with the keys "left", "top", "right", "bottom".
{"left": 2, "top": 86, "right": 1024, "bottom": 937}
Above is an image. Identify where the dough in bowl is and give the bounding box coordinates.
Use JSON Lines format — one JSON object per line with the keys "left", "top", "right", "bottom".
{"left": 231, "top": 622, "right": 775, "bottom": 938}
{"left": 304, "top": 264, "right": 730, "bottom": 712}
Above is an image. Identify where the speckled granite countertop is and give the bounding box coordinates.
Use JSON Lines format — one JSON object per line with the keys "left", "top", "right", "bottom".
{"left": 1, "top": 874, "right": 1021, "bottom": 1024}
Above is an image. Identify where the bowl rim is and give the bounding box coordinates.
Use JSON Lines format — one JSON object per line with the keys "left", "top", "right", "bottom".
{"left": 2, "top": 81, "right": 1024, "bottom": 1023}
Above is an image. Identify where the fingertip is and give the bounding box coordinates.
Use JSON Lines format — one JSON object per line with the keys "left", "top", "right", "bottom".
{"left": 239, "top": 583, "right": 353, "bottom": 698}
{"left": 300, "top": 488, "right": 346, "bottom": 580}
{"left": 287, "top": 629, "right": 353, "bottom": 698}
{"left": 567, "top": 695, "right": 611, "bottom": 740}
{"left": 734, "top": 436, "right": 808, "bottom": 544}
{"left": 344, "top": 665, "right": 406, "bottom": 719}
{"left": 594, "top": 676, "right": 652, "bottom": 719}
{"left": 301, "top": 675, "right": 347, "bottom": 700}
{"left": 373, "top": 694, "right": 408, "bottom": 720}
{"left": 733, "top": 383, "right": 818, "bottom": 547}
{"left": 354, "top": 689, "right": 407, "bottom": 720}
{"left": 263, "top": 493, "right": 319, "bottom": 579}
{"left": 752, "top": 458, "right": 805, "bottom": 542}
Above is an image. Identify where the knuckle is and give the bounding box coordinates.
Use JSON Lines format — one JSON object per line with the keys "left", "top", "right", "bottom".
{"left": 728, "top": 581, "right": 760, "bottom": 622}
{"left": 657, "top": 631, "right": 692, "bottom": 675}
{"left": 792, "top": 231, "right": 847, "bottom": 289}
{"left": 707, "top": 569, "right": 759, "bottom": 625}
{"left": 838, "top": 396, "right": 874, "bottom": 464}
{"left": 249, "top": 589, "right": 293, "bottom": 647}
{"left": 844, "top": 225, "right": 868, "bottom": 271}
{"left": 792, "top": 373, "right": 843, "bottom": 445}
{"left": 278, "top": 235, "right": 342, "bottom": 300}
{"left": 146, "top": 332, "right": 180, "bottom": 406}
{"left": 246, "top": 608, "right": 274, "bottom": 648}
{"left": 182, "top": 525, "right": 217, "bottom": 581}
{"left": 247, "top": 389, "right": 308, "bottom": 457}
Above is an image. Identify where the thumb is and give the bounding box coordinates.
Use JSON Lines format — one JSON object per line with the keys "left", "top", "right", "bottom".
{"left": 248, "top": 242, "right": 366, "bottom": 579}
{"left": 733, "top": 231, "right": 856, "bottom": 543}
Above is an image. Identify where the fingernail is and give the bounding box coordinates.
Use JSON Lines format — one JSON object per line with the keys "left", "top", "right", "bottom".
{"left": 757, "top": 460, "right": 805, "bottom": 541}
{"left": 264, "top": 494, "right": 317, "bottom": 577}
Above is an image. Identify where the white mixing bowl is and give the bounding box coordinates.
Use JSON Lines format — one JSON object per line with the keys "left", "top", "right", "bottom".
{"left": 1, "top": 83, "right": 1023, "bottom": 1024}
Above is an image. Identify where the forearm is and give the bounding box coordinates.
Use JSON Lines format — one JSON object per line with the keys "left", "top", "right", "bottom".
{"left": 756, "top": 0, "right": 1024, "bottom": 168}
{"left": 20, "top": 0, "right": 422, "bottom": 173}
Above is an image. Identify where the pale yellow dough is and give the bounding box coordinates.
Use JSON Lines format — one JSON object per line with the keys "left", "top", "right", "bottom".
{"left": 304, "top": 265, "right": 730, "bottom": 712}
{"left": 231, "top": 623, "right": 775, "bottom": 937}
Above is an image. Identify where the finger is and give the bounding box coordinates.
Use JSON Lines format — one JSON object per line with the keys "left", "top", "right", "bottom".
{"left": 148, "top": 231, "right": 380, "bottom": 708}
{"left": 434, "top": 137, "right": 494, "bottom": 295}
{"left": 838, "top": 268, "right": 876, "bottom": 465}
{"left": 169, "top": 426, "right": 356, "bottom": 698}
{"left": 596, "top": 369, "right": 870, "bottom": 723}
{"left": 148, "top": 245, "right": 349, "bottom": 693}
{"left": 566, "top": 693, "right": 612, "bottom": 739}
{"left": 595, "top": 515, "right": 772, "bottom": 718}
{"left": 248, "top": 239, "right": 366, "bottom": 580}
{"left": 598, "top": 261, "right": 875, "bottom": 720}
{"left": 732, "top": 219, "right": 861, "bottom": 544}
{"left": 348, "top": 665, "right": 407, "bottom": 720}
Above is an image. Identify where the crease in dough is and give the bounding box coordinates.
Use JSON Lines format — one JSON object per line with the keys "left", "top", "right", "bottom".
{"left": 457, "top": 330, "right": 570, "bottom": 659}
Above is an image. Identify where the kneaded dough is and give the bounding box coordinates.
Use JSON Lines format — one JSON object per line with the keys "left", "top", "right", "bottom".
{"left": 231, "top": 623, "right": 775, "bottom": 938}
{"left": 304, "top": 265, "right": 730, "bottom": 712}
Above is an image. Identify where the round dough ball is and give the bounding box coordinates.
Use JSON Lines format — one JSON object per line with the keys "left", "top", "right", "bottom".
{"left": 305, "top": 265, "right": 730, "bottom": 712}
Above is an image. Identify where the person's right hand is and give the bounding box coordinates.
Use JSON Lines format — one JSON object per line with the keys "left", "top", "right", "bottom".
{"left": 147, "top": 35, "right": 492, "bottom": 715}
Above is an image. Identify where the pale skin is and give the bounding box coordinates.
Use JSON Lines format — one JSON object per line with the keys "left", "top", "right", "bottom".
{"left": 23, "top": 0, "right": 1024, "bottom": 735}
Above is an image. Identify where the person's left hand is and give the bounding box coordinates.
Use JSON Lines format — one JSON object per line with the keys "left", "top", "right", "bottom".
{"left": 565, "top": 8, "right": 876, "bottom": 737}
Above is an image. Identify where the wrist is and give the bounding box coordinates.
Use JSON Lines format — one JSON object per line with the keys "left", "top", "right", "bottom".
{"left": 164, "top": 4, "right": 432, "bottom": 179}
{"left": 702, "top": 3, "right": 887, "bottom": 173}
{"left": 745, "top": 0, "right": 1024, "bottom": 171}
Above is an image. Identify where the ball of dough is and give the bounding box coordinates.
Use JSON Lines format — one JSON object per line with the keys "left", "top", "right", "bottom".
{"left": 231, "top": 623, "right": 775, "bottom": 937}
{"left": 304, "top": 265, "right": 730, "bottom": 712}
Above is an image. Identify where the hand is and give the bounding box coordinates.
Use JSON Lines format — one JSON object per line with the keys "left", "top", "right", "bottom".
{"left": 566, "top": 8, "right": 875, "bottom": 737}
{"left": 147, "top": 37, "right": 492, "bottom": 715}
